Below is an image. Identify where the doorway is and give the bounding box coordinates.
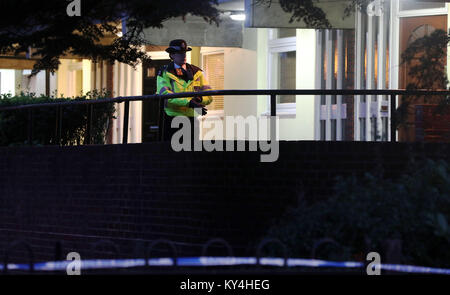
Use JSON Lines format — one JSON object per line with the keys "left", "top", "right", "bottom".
{"left": 398, "top": 15, "right": 447, "bottom": 141}
{"left": 141, "top": 59, "right": 170, "bottom": 142}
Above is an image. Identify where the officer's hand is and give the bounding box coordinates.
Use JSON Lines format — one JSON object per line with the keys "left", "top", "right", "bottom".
{"left": 188, "top": 99, "right": 207, "bottom": 116}
{"left": 188, "top": 99, "right": 204, "bottom": 109}
{"left": 192, "top": 96, "right": 203, "bottom": 103}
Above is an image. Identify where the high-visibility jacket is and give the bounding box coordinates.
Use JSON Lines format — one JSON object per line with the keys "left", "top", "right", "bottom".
{"left": 156, "top": 62, "right": 213, "bottom": 117}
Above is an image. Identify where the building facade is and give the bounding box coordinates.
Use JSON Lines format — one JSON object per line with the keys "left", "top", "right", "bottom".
{"left": 1, "top": 0, "right": 448, "bottom": 143}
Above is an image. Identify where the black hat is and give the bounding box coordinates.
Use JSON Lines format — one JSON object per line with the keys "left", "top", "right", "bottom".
{"left": 165, "top": 39, "right": 192, "bottom": 54}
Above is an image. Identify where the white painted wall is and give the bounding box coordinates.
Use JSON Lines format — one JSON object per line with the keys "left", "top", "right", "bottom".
{"left": 199, "top": 27, "right": 317, "bottom": 141}
{"left": 200, "top": 27, "right": 259, "bottom": 140}
{"left": 0, "top": 69, "right": 16, "bottom": 95}
{"left": 295, "top": 29, "right": 316, "bottom": 140}
{"left": 257, "top": 29, "right": 317, "bottom": 140}
{"left": 108, "top": 27, "right": 318, "bottom": 143}
{"left": 1, "top": 68, "right": 55, "bottom": 97}
{"left": 49, "top": 72, "right": 57, "bottom": 97}
{"left": 27, "top": 71, "right": 46, "bottom": 96}
{"left": 224, "top": 29, "right": 258, "bottom": 118}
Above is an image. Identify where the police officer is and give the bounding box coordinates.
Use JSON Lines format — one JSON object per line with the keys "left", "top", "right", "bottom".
{"left": 157, "top": 39, "right": 213, "bottom": 142}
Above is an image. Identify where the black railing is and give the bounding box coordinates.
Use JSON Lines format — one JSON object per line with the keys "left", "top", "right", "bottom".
{"left": 0, "top": 89, "right": 449, "bottom": 145}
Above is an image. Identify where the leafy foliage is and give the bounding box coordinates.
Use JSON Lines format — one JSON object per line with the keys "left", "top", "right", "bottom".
{"left": 0, "top": 0, "right": 370, "bottom": 75}
{"left": 399, "top": 29, "right": 450, "bottom": 129}
{"left": 0, "top": 0, "right": 221, "bottom": 74}
{"left": 265, "top": 158, "right": 450, "bottom": 267}
{"left": 402, "top": 30, "right": 449, "bottom": 91}
{"left": 0, "top": 90, "right": 115, "bottom": 146}
{"left": 257, "top": 0, "right": 370, "bottom": 29}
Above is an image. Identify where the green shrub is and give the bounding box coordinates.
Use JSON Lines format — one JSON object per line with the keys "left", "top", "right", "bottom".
{"left": 265, "top": 158, "right": 450, "bottom": 267}
{"left": 0, "top": 90, "right": 116, "bottom": 146}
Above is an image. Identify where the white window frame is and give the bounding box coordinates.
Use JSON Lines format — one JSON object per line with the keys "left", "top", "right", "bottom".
{"left": 266, "top": 29, "right": 297, "bottom": 116}
{"left": 390, "top": 0, "right": 448, "bottom": 91}
{"left": 200, "top": 48, "right": 225, "bottom": 120}
{"left": 397, "top": 0, "right": 447, "bottom": 18}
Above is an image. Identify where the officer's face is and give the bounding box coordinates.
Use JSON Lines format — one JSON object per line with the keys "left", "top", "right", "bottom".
{"left": 171, "top": 52, "right": 186, "bottom": 66}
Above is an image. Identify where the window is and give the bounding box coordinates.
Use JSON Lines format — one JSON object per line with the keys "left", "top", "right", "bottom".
{"left": 271, "top": 51, "right": 296, "bottom": 103}
{"left": 202, "top": 53, "right": 224, "bottom": 111}
{"left": 268, "top": 29, "right": 296, "bottom": 108}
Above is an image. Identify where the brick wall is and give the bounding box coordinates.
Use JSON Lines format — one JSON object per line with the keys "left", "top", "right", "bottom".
{"left": 0, "top": 141, "right": 448, "bottom": 263}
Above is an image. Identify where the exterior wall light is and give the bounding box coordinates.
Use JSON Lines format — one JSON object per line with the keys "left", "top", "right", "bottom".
{"left": 230, "top": 13, "right": 246, "bottom": 21}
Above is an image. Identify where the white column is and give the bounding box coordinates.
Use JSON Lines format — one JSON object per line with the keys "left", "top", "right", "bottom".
{"left": 389, "top": 0, "right": 400, "bottom": 142}
{"left": 377, "top": 2, "right": 388, "bottom": 141}
{"left": 125, "top": 64, "right": 132, "bottom": 143}
{"left": 82, "top": 59, "right": 91, "bottom": 95}
{"left": 325, "top": 29, "right": 334, "bottom": 141}
{"left": 315, "top": 30, "right": 324, "bottom": 140}
{"left": 112, "top": 62, "right": 120, "bottom": 144}
{"left": 102, "top": 61, "right": 107, "bottom": 89}
{"left": 116, "top": 62, "right": 126, "bottom": 144}
{"left": 134, "top": 63, "right": 143, "bottom": 143}
{"left": 96, "top": 61, "right": 102, "bottom": 90}
{"left": 367, "top": 15, "right": 375, "bottom": 141}
{"left": 336, "top": 30, "right": 344, "bottom": 141}
{"left": 50, "top": 72, "right": 57, "bottom": 97}
{"left": 355, "top": 11, "right": 364, "bottom": 141}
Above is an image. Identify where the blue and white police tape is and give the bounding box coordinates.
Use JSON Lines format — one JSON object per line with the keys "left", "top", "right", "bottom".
{"left": 0, "top": 257, "right": 449, "bottom": 275}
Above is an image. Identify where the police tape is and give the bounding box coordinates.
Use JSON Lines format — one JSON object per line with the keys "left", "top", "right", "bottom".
{"left": 0, "top": 257, "right": 449, "bottom": 274}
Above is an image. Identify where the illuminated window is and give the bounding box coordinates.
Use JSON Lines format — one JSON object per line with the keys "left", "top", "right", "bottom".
{"left": 203, "top": 53, "right": 224, "bottom": 111}
{"left": 268, "top": 29, "right": 296, "bottom": 105}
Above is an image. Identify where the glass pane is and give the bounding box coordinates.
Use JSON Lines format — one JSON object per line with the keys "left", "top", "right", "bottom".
{"left": 272, "top": 51, "right": 296, "bottom": 103}
{"left": 278, "top": 28, "right": 296, "bottom": 38}
{"left": 399, "top": 1, "right": 445, "bottom": 11}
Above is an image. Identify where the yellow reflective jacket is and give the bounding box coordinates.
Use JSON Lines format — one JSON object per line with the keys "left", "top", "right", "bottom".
{"left": 156, "top": 62, "right": 213, "bottom": 117}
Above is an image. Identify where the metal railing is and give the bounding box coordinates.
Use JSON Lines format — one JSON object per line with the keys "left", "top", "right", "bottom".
{"left": 0, "top": 89, "right": 449, "bottom": 145}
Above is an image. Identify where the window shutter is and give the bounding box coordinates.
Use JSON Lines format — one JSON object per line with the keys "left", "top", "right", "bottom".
{"left": 203, "top": 53, "right": 224, "bottom": 111}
